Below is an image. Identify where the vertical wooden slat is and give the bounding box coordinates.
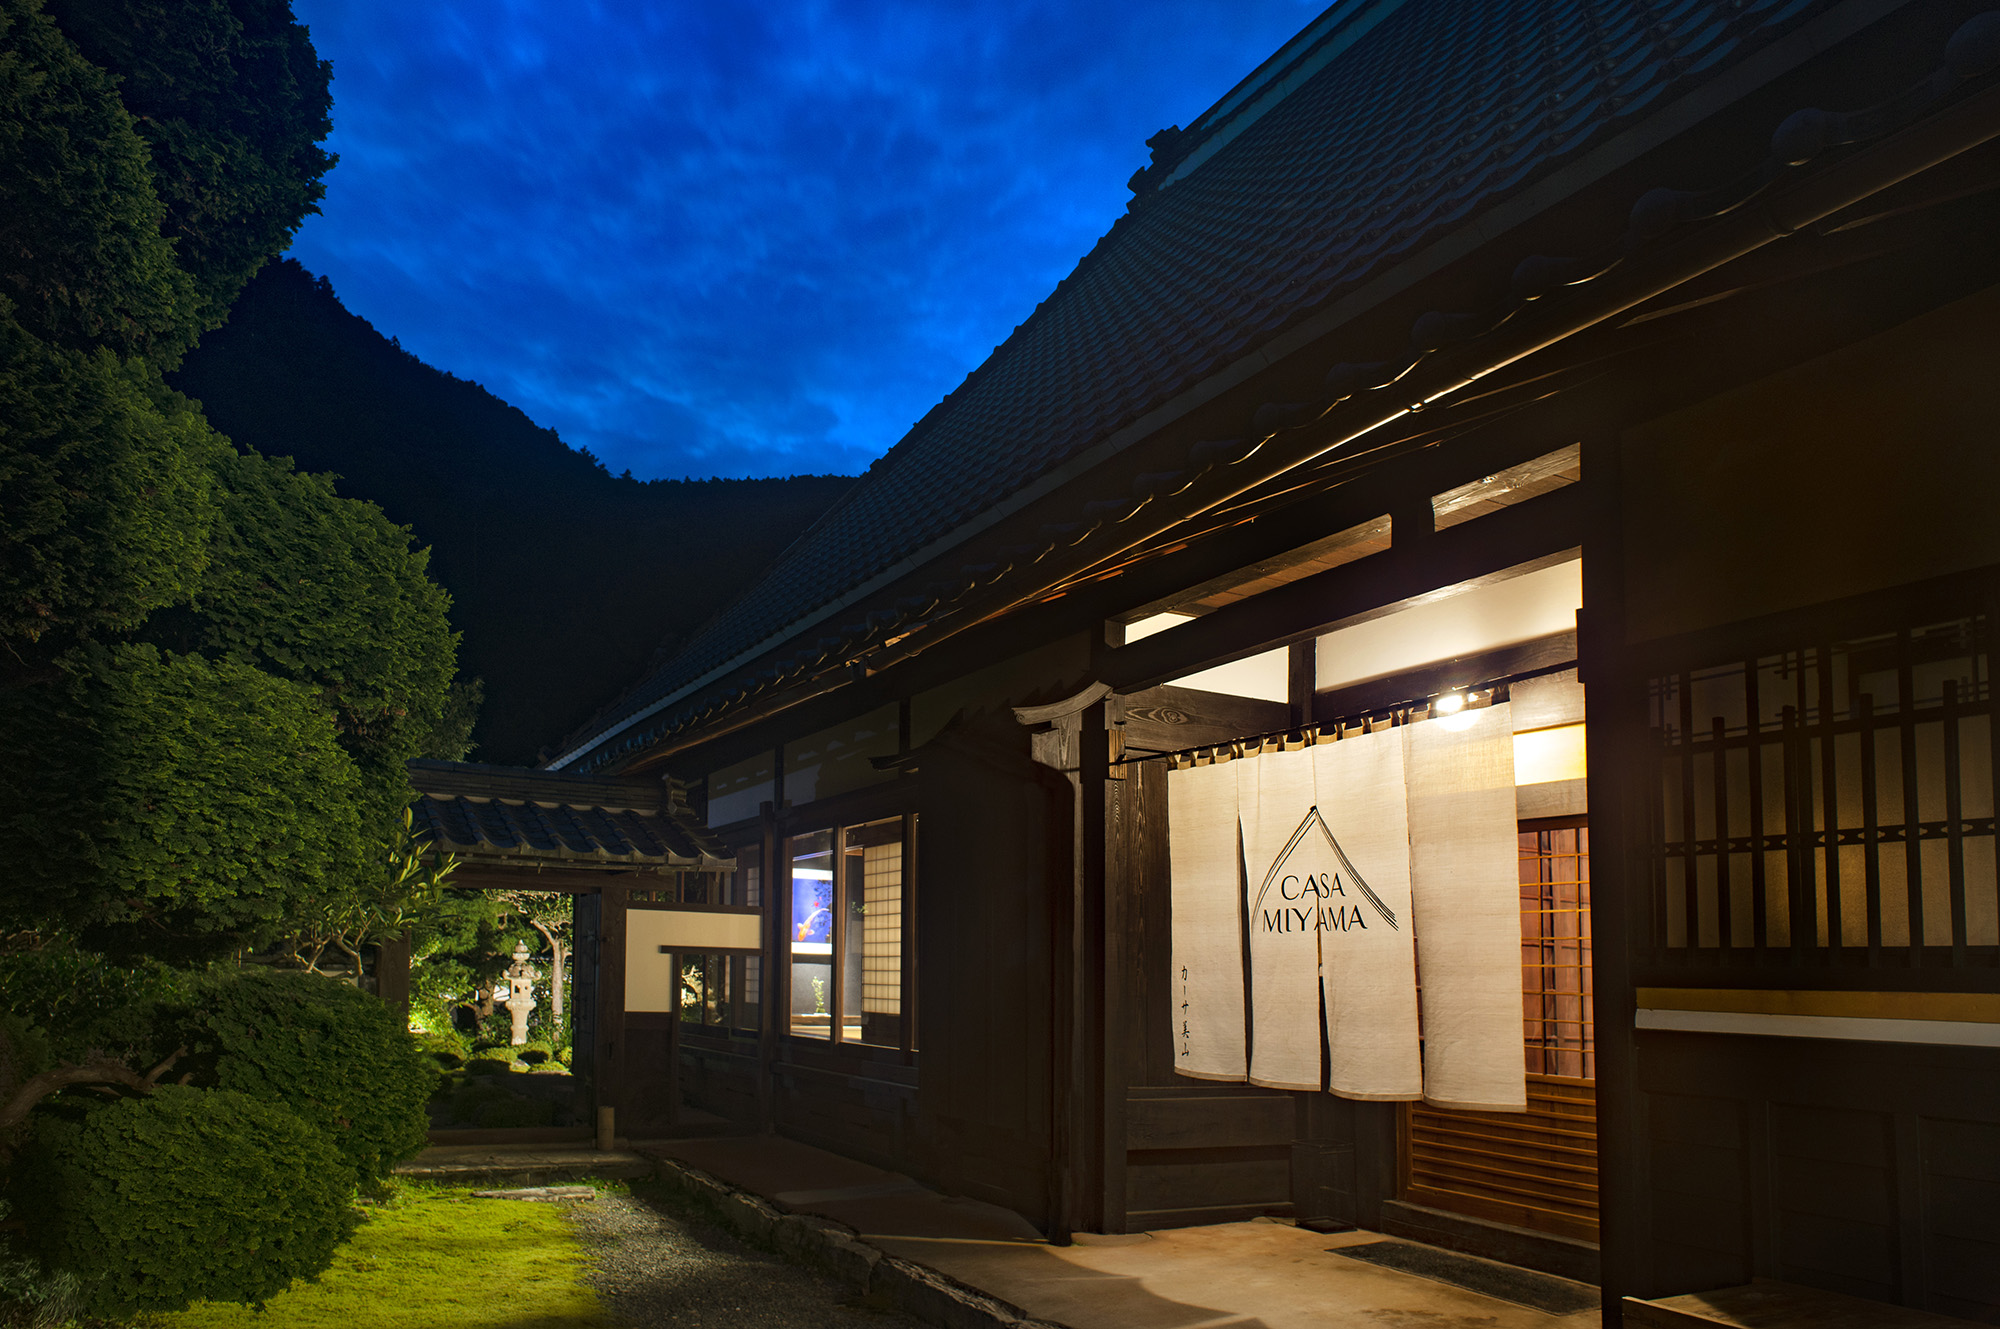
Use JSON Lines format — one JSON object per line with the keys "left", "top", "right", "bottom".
{"left": 1897, "top": 628, "right": 1925, "bottom": 960}
{"left": 1800, "top": 656, "right": 1832, "bottom": 956}
{"left": 1745, "top": 658, "right": 1768, "bottom": 960}
{"left": 1859, "top": 693, "right": 1884, "bottom": 961}
{"left": 1987, "top": 606, "right": 2000, "bottom": 960}
{"left": 1781, "top": 703, "right": 1811, "bottom": 963}
{"left": 1712, "top": 716, "right": 1733, "bottom": 950}
{"left": 901, "top": 812, "right": 917, "bottom": 1057}
{"left": 1792, "top": 656, "right": 1818, "bottom": 955}
{"left": 830, "top": 823, "right": 848, "bottom": 1046}
{"left": 1943, "top": 679, "right": 1968, "bottom": 963}
{"left": 1817, "top": 643, "right": 1843, "bottom": 959}
{"left": 1679, "top": 671, "right": 1700, "bottom": 949}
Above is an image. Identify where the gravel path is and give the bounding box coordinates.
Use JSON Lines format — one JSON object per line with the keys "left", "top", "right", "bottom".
{"left": 569, "top": 1183, "right": 925, "bottom": 1329}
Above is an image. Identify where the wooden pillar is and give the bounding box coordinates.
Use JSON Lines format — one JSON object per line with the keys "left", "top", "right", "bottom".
{"left": 1017, "top": 681, "right": 1114, "bottom": 1239}
{"left": 1287, "top": 639, "right": 1316, "bottom": 729}
{"left": 1581, "top": 430, "right": 1644, "bottom": 1325}
{"left": 758, "top": 796, "right": 782, "bottom": 1133}
{"left": 375, "top": 933, "right": 412, "bottom": 1028}
{"left": 1078, "top": 694, "right": 1111, "bottom": 1236}
{"left": 598, "top": 884, "right": 629, "bottom": 1146}
{"left": 665, "top": 948, "right": 682, "bottom": 1133}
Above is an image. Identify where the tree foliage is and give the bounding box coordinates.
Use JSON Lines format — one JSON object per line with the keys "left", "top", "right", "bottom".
{"left": 0, "top": 314, "right": 224, "bottom": 661}
{"left": 11, "top": 1085, "right": 355, "bottom": 1316}
{"left": 182, "top": 450, "right": 459, "bottom": 785}
{"left": 0, "top": 0, "right": 198, "bottom": 361}
{"left": 41, "top": 0, "right": 333, "bottom": 331}
{"left": 275, "top": 805, "right": 457, "bottom": 981}
{"left": 172, "top": 968, "right": 433, "bottom": 1181}
{"left": 0, "top": 644, "right": 367, "bottom": 956}
{"left": 1, "top": 0, "right": 465, "bottom": 960}
{"left": 0, "top": 936, "right": 191, "bottom": 1070}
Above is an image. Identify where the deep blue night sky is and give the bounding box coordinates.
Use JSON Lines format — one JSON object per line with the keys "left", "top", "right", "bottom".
{"left": 284, "top": 1, "right": 1325, "bottom": 481}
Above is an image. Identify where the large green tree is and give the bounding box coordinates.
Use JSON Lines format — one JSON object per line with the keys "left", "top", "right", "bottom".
{"left": 41, "top": 0, "right": 333, "bottom": 330}
{"left": 0, "top": 0, "right": 460, "bottom": 959}
{"left": 0, "top": 1, "right": 454, "bottom": 1317}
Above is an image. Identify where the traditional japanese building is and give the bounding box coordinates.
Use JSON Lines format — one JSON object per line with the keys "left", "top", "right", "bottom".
{"left": 527, "top": 2, "right": 2000, "bottom": 1322}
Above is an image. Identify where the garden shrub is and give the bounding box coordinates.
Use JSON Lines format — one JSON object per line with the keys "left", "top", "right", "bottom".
{"left": 464, "top": 1048, "right": 520, "bottom": 1080}
{"left": 436, "top": 1079, "right": 556, "bottom": 1129}
{"left": 172, "top": 968, "right": 432, "bottom": 1180}
{"left": 11, "top": 1085, "right": 355, "bottom": 1317}
{"left": 0, "top": 939, "right": 191, "bottom": 1067}
{"left": 411, "top": 1026, "right": 467, "bottom": 1069}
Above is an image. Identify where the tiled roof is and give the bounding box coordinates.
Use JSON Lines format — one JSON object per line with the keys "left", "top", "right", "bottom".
{"left": 560, "top": 0, "right": 1883, "bottom": 768}
{"left": 409, "top": 759, "right": 731, "bottom": 868}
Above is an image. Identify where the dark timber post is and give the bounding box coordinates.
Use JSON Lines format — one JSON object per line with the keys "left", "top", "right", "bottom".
{"left": 598, "top": 884, "right": 629, "bottom": 1148}
{"left": 374, "top": 933, "right": 411, "bottom": 1027}
{"left": 1581, "top": 431, "right": 1642, "bottom": 1325}
{"left": 1018, "top": 680, "right": 1114, "bottom": 1239}
{"left": 1078, "top": 693, "right": 1112, "bottom": 1236}
{"left": 758, "top": 796, "right": 781, "bottom": 1133}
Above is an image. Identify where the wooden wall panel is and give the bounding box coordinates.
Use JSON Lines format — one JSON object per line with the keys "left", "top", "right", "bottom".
{"left": 1125, "top": 1091, "right": 1295, "bottom": 1151}
{"left": 773, "top": 1056, "right": 919, "bottom": 1170}
{"left": 622, "top": 1015, "right": 677, "bottom": 1137}
{"left": 678, "top": 1038, "right": 760, "bottom": 1126}
{"left": 911, "top": 722, "right": 1066, "bottom": 1228}
{"left": 1645, "top": 1090, "right": 1752, "bottom": 1292}
{"left": 1636, "top": 1030, "right": 2000, "bottom": 1321}
{"left": 1126, "top": 1151, "right": 1291, "bottom": 1224}
{"left": 1770, "top": 1104, "right": 1899, "bottom": 1303}
{"left": 1921, "top": 1116, "right": 2000, "bottom": 1321}
{"left": 1621, "top": 282, "right": 2000, "bottom": 643}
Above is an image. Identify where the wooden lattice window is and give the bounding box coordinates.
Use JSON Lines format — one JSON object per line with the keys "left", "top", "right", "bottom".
{"left": 1648, "top": 614, "right": 1997, "bottom": 965}
{"left": 1522, "top": 819, "right": 1593, "bottom": 1080}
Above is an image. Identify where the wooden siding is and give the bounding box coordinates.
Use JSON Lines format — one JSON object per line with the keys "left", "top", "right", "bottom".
{"left": 1402, "top": 1076, "right": 1599, "bottom": 1243}
{"left": 1634, "top": 1031, "right": 2000, "bottom": 1321}
{"left": 1124, "top": 1085, "right": 1298, "bottom": 1229}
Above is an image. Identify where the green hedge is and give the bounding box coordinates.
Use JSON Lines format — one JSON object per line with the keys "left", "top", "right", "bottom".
{"left": 174, "top": 968, "right": 432, "bottom": 1180}
{"left": 13, "top": 1085, "right": 355, "bottom": 1316}
{"left": 412, "top": 1025, "right": 469, "bottom": 1069}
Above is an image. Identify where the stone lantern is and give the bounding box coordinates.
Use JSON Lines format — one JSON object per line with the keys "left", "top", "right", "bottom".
{"left": 503, "top": 941, "right": 538, "bottom": 1046}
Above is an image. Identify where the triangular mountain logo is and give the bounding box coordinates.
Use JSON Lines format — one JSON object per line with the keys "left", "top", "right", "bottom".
{"left": 1251, "top": 806, "right": 1400, "bottom": 932}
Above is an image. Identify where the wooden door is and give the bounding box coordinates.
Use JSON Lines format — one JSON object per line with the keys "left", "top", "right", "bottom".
{"left": 1401, "top": 820, "right": 1599, "bottom": 1242}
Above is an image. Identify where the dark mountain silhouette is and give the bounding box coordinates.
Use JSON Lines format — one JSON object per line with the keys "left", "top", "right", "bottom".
{"left": 171, "top": 259, "right": 853, "bottom": 764}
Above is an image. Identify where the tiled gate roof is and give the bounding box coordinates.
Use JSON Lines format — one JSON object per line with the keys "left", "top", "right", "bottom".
{"left": 410, "top": 759, "right": 731, "bottom": 867}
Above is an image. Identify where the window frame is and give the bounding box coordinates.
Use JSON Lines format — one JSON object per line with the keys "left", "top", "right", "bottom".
{"left": 779, "top": 810, "right": 919, "bottom": 1061}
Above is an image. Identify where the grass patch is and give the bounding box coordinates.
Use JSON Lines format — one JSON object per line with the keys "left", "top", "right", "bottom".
{"left": 146, "top": 1183, "right": 614, "bottom": 1329}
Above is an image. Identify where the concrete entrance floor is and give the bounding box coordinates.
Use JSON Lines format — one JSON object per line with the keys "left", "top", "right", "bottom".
{"left": 641, "top": 1134, "right": 1600, "bottom": 1329}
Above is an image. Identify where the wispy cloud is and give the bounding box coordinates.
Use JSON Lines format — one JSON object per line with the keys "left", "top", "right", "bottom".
{"left": 286, "top": 0, "right": 1324, "bottom": 479}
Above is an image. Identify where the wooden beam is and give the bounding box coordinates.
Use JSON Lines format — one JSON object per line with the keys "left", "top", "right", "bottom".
{"left": 446, "top": 866, "right": 672, "bottom": 894}
{"left": 1102, "top": 483, "right": 1587, "bottom": 692}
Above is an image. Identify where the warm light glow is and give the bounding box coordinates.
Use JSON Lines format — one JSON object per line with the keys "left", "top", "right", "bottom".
{"left": 1432, "top": 692, "right": 1466, "bottom": 715}
{"left": 1122, "top": 610, "right": 1196, "bottom": 643}
{"left": 1515, "top": 723, "right": 1587, "bottom": 785}
{"left": 1318, "top": 559, "right": 1582, "bottom": 691}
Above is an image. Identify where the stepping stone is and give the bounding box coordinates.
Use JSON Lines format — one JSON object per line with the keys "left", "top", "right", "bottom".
{"left": 470, "top": 1185, "right": 598, "bottom": 1202}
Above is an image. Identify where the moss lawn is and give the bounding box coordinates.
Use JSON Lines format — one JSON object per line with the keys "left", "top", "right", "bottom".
{"left": 147, "top": 1182, "right": 614, "bottom": 1328}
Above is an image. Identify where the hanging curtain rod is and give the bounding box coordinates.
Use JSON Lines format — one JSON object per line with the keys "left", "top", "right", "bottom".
{"left": 1119, "top": 657, "right": 1577, "bottom": 769}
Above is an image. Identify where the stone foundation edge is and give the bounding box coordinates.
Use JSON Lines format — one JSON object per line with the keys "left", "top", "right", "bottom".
{"left": 644, "top": 1154, "right": 1072, "bottom": 1329}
